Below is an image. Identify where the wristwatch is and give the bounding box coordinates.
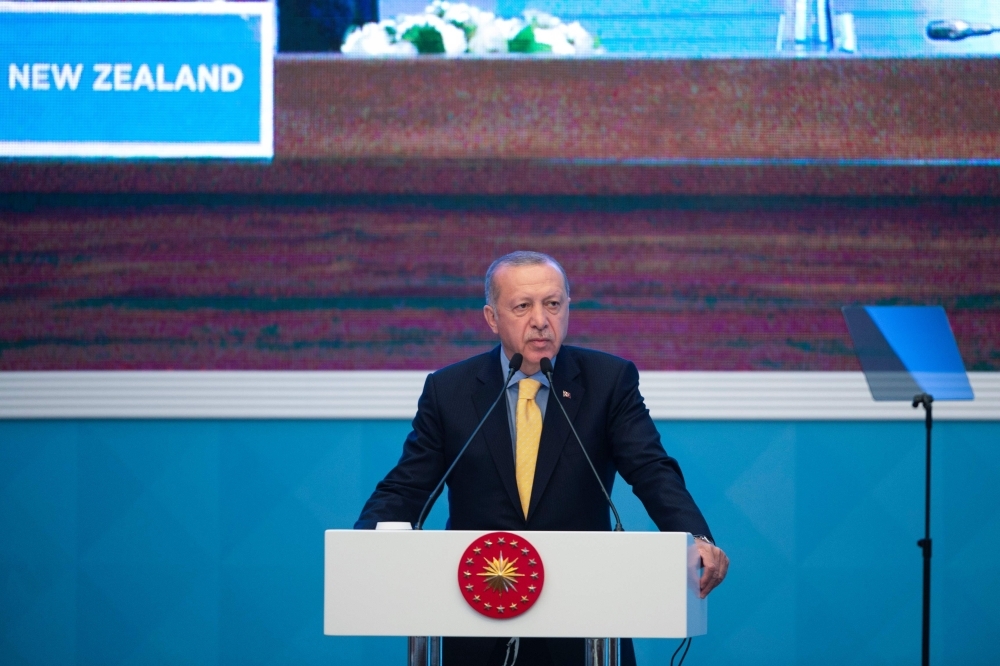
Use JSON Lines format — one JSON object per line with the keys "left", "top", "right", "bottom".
{"left": 693, "top": 534, "right": 714, "bottom": 546}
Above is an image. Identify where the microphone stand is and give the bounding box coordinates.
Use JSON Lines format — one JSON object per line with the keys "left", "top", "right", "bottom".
{"left": 542, "top": 356, "right": 624, "bottom": 666}
{"left": 408, "top": 356, "right": 519, "bottom": 666}
{"left": 912, "top": 393, "right": 933, "bottom": 666}
{"left": 413, "top": 354, "right": 522, "bottom": 530}
{"left": 540, "top": 357, "right": 624, "bottom": 532}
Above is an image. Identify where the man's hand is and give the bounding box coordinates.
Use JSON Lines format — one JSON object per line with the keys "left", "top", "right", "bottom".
{"left": 696, "top": 540, "right": 729, "bottom": 598}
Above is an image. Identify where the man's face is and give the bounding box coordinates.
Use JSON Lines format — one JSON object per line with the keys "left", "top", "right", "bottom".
{"left": 483, "top": 261, "right": 570, "bottom": 376}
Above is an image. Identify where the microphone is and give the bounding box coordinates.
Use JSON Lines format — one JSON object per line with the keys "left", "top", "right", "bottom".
{"left": 927, "top": 19, "right": 997, "bottom": 40}
{"left": 414, "top": 353, "right": 523, "bottom": 530}
{"left": 539, "top": 357, "right": 624, "bottom": 532}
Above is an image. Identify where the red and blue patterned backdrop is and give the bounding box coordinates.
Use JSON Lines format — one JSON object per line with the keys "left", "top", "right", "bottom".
{"left": 2, "top": 196, "right": 998, "bottom": 371}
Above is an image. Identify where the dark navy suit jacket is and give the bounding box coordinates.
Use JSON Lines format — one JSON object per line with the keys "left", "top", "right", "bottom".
{"left": 355, "top": 345, "right": 713, "bottom": 666}
{"left": 356, "top": 344, "right": 711, "bottom": 538}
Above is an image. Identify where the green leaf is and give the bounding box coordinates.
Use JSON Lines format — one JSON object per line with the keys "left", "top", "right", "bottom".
{"left": 507, "top": 25, "right": 552, "bottom": 53}
{"left": 453, "top": 20, "right": 476, "bottom": 42}
{"left": 401, "top": 24, "right": 446, "bottom": 54}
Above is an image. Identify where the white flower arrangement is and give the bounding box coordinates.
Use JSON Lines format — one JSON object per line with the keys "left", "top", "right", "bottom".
{"left": 342, "top": 0, "right": 601, "bottom": 56}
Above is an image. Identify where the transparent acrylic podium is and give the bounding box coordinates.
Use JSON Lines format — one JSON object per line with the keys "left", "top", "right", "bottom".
{"left": 324, "top": 530, "right": 707, "bottom": 666}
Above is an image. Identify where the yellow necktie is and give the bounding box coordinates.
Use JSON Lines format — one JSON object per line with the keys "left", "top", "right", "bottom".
{"left": 515, "top": 378, "right": 543, "bottom": 518}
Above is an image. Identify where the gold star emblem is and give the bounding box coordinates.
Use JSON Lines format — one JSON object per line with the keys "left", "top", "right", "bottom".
{"left": 459, "top": 534, "right": 543, "bottom": 619}
{"left": 477, "top": 552, "right": 524, "bottom": 593}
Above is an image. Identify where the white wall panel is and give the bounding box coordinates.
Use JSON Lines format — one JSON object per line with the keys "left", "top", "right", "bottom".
{"left": 1, "top": 371, "right": 996, "bottom": 420}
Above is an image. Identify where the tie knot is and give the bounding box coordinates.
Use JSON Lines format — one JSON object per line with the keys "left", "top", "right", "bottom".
{"left": 518, "top": 378, "right": 542, "bottom": 401}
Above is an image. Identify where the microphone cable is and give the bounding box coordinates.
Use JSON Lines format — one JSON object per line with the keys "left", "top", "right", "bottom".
{"left": 671, "top": 637, "right": 692, "bottom": 666}
{"left": 414, "top": 353, "right": 523, "bottom": 530}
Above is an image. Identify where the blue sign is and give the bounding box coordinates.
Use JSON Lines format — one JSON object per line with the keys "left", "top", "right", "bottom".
{"left": 842, "top": 305, "right": 974, "bottom": 401}
{"left": 0, "top": 2, "right": 274, "bottom": 158}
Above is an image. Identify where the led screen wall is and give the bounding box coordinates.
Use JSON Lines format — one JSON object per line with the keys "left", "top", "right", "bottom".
{"left": 2, "top": 198, "right": 997, "bottom": 371}
{"left": 2, "top": 2, "right": 999, "bottom": 372}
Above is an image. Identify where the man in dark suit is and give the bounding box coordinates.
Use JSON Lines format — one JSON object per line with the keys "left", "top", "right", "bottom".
{"left": 357, "top": 251, "right": 729, "bottom": 666}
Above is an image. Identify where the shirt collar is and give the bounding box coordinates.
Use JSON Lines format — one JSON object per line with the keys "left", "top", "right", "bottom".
{"left": 499, "top": 346, "right": 553, "bottom": 388}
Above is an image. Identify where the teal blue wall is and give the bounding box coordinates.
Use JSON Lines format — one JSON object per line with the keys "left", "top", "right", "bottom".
{"left": 2, "top": 420, "right": 998, "bottom": 665}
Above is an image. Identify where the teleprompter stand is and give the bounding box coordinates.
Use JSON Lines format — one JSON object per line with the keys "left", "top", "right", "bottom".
{"left": 843, "top": 306, "right": 974, "bottom": 666}
{"left": 912, "top": 393, "right": 933, "bottom": 666}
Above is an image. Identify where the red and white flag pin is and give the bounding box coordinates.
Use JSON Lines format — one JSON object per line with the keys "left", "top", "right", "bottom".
{"left": 562, "top": 390, "right": 571, "bottom": 399}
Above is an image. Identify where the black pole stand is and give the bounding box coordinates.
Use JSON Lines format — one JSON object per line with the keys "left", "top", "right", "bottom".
{"left": 912, "top": 392, "right": 933, "bottom": 666}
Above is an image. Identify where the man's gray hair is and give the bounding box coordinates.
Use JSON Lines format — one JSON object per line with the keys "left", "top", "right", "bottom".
{"left": 484, "top": 251, "right": 570, "bottom": 307}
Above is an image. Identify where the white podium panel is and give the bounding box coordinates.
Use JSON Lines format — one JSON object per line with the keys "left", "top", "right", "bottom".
{"left": 324, "top": 530, "right": 706, "bottom": 638}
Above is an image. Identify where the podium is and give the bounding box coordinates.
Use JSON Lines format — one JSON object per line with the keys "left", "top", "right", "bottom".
{"left": 324, "top": 529, "right": 707, "bottom": 665}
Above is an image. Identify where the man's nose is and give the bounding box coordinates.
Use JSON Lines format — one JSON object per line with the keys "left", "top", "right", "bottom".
{"left": 528, "top": 303, "right": 548, "bottom": 328}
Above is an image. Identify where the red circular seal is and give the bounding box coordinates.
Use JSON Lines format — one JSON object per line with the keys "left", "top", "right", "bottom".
{"left": 458, "top": 531, "right": 544, "bottom": 619}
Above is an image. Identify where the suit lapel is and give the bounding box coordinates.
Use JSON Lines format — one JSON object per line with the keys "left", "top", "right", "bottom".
{"left": 527, "top": 348, "right": 585, "bottom": 521}
{"left": 473, "top": 347, "right": 523, "bottom": 520}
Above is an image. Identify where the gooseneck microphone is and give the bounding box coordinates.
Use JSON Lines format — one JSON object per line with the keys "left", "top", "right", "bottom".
{"left": 539, "top": 357, "right": 624, "bottom": 532}
{"left": 927, "top": 19, "right": 997, "bottom": 40}
{"left": 414, "top": 353, "right": 523, "bottom": 530}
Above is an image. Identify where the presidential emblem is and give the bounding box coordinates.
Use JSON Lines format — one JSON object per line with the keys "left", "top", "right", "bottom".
{"left": 458, "top": 531, "right": 545, "bottom": 619}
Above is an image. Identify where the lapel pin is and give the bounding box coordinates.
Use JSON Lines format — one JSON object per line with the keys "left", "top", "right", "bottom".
{"left": 562, "top": 390, "right": 571, "bottom": 399}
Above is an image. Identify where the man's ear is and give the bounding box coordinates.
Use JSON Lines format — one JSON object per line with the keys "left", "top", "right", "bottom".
{"left": 483, "top": 304, "right": 499, "bottom": 334}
